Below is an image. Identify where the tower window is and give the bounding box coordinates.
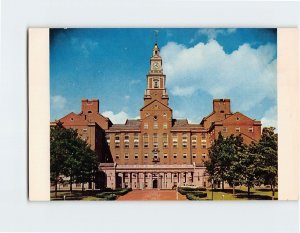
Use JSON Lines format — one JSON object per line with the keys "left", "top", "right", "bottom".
{"left": 88, "top": 110, "right": 92, "bottom": 113}
{"left": 153, "top": 79, "right": 159, "bottom": 88}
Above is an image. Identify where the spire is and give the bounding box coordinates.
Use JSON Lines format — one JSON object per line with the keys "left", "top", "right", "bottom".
{"left": 152, "top": 43, "right": 160, "bottom": 57}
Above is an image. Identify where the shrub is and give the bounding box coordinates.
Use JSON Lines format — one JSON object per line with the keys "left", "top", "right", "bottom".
{"left": 115, "top": 188, "right": 132, "bottom": 195}
{"left": 104, "top": 194, "right": 117, "bottom": 200}
{"left": 186, "top": 192, "right": 207, "bottom": 200}
{"left": 178, "top": 187, "right": 206, "bottom": 195}
{"left": 95, "top": 192, "right": 117, "bottom": 200}
{"left": 95, "top": 192, "right": 113, "bottom": 198}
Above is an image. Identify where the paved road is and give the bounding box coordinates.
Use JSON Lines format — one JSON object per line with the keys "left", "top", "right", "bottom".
{"left": 117, "top": 189, "right": 187, "bottom": 201}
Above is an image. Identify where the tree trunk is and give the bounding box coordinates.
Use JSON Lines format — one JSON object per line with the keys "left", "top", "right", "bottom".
{"left": 232, "top": 183, "right": 235, "bottom": 195}
{"left": 271, "top": 184, "right": 275, "bottom": 200}
{"left": 69, "top": 176, "right": 73, "bottom": 193}
{"left": 247, "top": 185, "right": 250, "bottom": 198}
{"left": 55, "top": 179, "right": 58, "bottom": 198}
{"left": 222, "top": 180, "right": 224, "bottom": 191}
{"left": 82, "top": 182, "right": 84, "bottom": 194}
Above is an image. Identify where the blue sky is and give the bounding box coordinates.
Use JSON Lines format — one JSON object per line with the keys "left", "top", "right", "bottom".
{"left": 50, "top": 28, "right": 277, "bottom": 127}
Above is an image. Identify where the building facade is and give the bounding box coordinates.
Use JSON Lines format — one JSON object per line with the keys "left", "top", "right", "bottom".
{"left": 51, "top": 43, "right": 262, "bottom": 190}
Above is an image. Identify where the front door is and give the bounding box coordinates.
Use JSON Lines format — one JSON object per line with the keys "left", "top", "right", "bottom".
{"left": 153, "top": 179, "right": 158, "bottom": 189}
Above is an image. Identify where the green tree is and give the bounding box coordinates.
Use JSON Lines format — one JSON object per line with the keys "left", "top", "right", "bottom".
{"left": 251, "top": 127, "right": 278, "bottom": 198}
{"left": 50, "top": 122, "right": 77, "bottom": 197}
{"left": 50, "top": 122, "right": 98, "bottom": 195}
{"left": 205, "top": 133, "right": 238, "bottom": 190}
{"left": 73, "top": 139, "right": 98, "bottom": 193}
{"left": 226, "top": 135, "right": 247, "bottom": 194}
{"left": 237, "top": 146, "right": 260, "bottom": 197}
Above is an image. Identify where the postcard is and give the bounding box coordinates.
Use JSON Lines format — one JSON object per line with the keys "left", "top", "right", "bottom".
{"left": 28, "top": 28, "right": 299, "bottom": 201}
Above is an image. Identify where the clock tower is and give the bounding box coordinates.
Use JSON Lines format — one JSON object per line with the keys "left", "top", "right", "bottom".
{"left": 144, "top": 43, "right": 169, "bottom": 106}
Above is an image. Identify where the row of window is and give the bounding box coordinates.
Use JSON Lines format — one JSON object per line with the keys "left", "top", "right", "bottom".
{"left": 115, "top": 153, "right": 207, "bottom": 160}
{"left": 223, "top": 127, "right": 254, "bottom": 133}
{"left": 111, "top": 142, "right": 207, "bottom": 149}
{"left": 107, "top": 133, "right": 207, "bottom": 149}
{"left": 144, "top": 122, "right": 168, "bottom": 129}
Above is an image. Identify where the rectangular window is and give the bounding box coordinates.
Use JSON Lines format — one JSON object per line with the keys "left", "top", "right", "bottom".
{"left": 163, "top": 123, "right": 167, "bottom": 129}
{"left": 124, "top": 142, "right": 129, "bottom": 148}
{"left": 144, "top": 123, "right": 148, "bottom": 129}
{"left": 83, "top": 128, "right": 88, "bottom": 133}
{"left": 124, "top": 133, "right": 129, "bottom": 140}
{"left": 124, "top": 133, "right": 130, "bottom": 148}
{"left": 144, "top": 153, "right": 148, "bottom": 159}
{"left": 143, "top": 133, "right": 149, "bottom": 148}
{"left": 173, "top": 141, "right": 178, "bottom": 148}
{"left": 153, "top": 133, "right": 158, "bottom": 148}
{"left": 116, "top": 154, "right": 120, "bottom": 159}
{"left": 223, "top": 127, "right": 228, "bottom": 132}
{"left": 192, "top": 135, "right": 197, "bottom": 148}
{"left": 173, "top": 153, "right": 177, "bottom": 159}
{"left": 134, "top": 153, "right": 138, "bottom": 159}
{"left": 163, "top": 153, "right": 168, "bottom": 159}
{"left": 202, "top": 153, "right": 206, "bottom": 159}
{"left": 115, "top": 133, "right": 120, "bottom": 148}
{"left": 236, "top": 127, "right": 241, "bottom": 133}
{"left": 163, "top": 133, "right": 168, "bottom": 148}
{"left": 183, "top": 153, "right": 187, "bottom": 159}
{"left": 248, "top": 127, "right": 254, "bottom": 133}
{"left": 182, "top": 133, "right": 188, "bottom": 148}
{"left": 153, "top": 122, "right": 158, "bottom": 129}
{"left": 201, "top": 140, "right": 206, "bottom": 149}
{"left": 124, "top": 153, "right": 129, "bottom": 159}
{"left": 192, "top": 153, "right": 196, "bottom": 159}
{"left": 172, "top": 133, "right": 178, "bottom": 148}
{"left": 134, "top": 133, "right": 139, "bottom": 148}
{"left": 201, "top": 133, "right": 206, "bottom": 139}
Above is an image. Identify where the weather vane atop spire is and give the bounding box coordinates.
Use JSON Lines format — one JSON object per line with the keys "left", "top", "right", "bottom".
{"left": 154, "top": 30, "right": 159, "bottom": 43}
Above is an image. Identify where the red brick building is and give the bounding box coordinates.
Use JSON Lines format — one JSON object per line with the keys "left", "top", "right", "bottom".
{"left": 51, "top": 43, "right": 261, "bottom": 190}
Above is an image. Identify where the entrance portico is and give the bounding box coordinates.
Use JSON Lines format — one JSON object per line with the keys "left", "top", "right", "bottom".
{"left": 99, "top": 163, "right": 207, "bottom": 190}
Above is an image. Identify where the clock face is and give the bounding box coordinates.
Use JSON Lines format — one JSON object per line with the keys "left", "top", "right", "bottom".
{"left": 153, "top": 62, "right": 160, "bottom": 70}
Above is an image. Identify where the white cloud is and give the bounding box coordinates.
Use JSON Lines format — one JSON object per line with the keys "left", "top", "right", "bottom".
{"left": 51, "top": 95, "right": 67, "bottom": 110}
{"left": 261, "top": 106, "right": 277, "bottom": 129}
{"left": 196, "top": 28, "right": 236, "bottom": 40}
{"left": 161, "top": 40, "right": 277, "bottom": 113}
{"left": 102, "top": 111, "right": 129, "bottom": 124}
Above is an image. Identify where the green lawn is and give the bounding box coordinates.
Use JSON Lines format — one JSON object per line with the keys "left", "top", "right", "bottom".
{"left": 202, "top": 186, "right": 278, "bottom": 200}
{"left": 50, "top": 188, "right": 132, "bottom": 201}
